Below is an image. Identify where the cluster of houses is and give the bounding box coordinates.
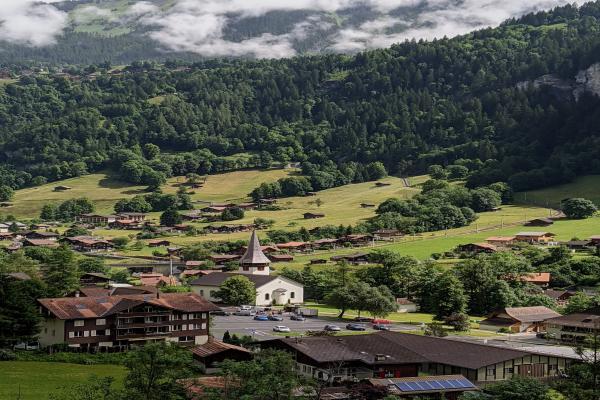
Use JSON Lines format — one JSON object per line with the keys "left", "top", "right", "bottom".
{"left": 457, "top": 232, "right": 600, "bottom": 255}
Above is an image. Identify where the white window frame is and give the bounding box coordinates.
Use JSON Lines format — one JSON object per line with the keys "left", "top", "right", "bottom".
{"left": 74, "top": 320, "right": 84, "bottom": 327}
{"left": 96, "top": 318, "right": 106, "bottom": 326}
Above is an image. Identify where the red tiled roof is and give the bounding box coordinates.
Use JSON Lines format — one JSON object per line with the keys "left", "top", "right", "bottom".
{"left": 39, "top": 292, "right": 219, "bottom": 320}
{"left": 521, "top": 272, "right": 551, "bottom": 284}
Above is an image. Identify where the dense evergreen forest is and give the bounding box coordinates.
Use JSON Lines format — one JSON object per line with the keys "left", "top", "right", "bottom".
{"left": 2, "top": 2, "right": 600, "bottom": 193}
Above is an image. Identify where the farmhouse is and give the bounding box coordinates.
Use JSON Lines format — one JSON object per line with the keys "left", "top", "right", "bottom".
{"left": 479, "top": 306, "right": 560, "bottom": 333}
{"left": 138, "top": 273, "right": 179, "bottom": 288}
{"left": 209, "top": 254, "right": 242, "bottom": 265}
{"left": 544, "top": 289, "right": 576, "bottom": 307}
{"left": 560, "top": 240, "right": 593, "bottom": 250}
{"left": 116, "top": 212, "right": 146, "bottom": 222}
{"left": 525, "top": 218, "right": 554, "bottom": 227}
{"left": 330, "top": 252, "right": 370, "bottom": 265}
{"left": 38, "top": 292, "right": 219, "bottom": 350}
{"left": 590, "top": 235, "right": 600, "bottom": 245}
{"left": 545, "top": 307, "right": 600, "bottom": 343}
{"left": 148, "top": 239, "right": 171, "bottom": 247}
{"left": 303, "top": 212, "right": 325, "bottom": 219}
{"left": 343, "top": 234, "right": 373, "bottom": 245}
{"left": 54, "top": 185, "right": 72, "bottom": 192}
{"left": 22, "top": 238, "right": 59, "bottom": 248}
{"left": 190, "top": 339, "right": 252, "bottom": 368}
{"left": 25, "top": 231, "right": 59, "bottom": 241}
{"left": 77, "top": 214, "right": 117, "bottom": 225}
{"left": 514, "top": 232, "right": 556, "bottom": 244}
{"left": 485, "top": 236, "right": 516, "bottom": 247}
{"left": 109, "top": 219, "right": 142, "bottom": 230}
{"left": 373, "top": 229, "right": 403, "bottom": 239}
{"left": 520, "top": 272, "right": 551, "bottom": 287}
{"left": 276, "top": 241, "right": 311, "bottom": 252}
{"left": 191, "top": 231, "right": 303, "bottom": 306}
{"left": 396, "top": 298, "right": 419, "bottom": 313}
{"left": 260, "top": 332, "right": 574, "bottom": 385}
{"left": 268, "top": 254, "right": 294, "bottom": 262}
{"left": 456, "top": 243, "right": 498, "bottom": 254}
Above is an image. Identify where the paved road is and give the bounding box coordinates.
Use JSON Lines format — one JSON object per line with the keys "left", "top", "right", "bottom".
{"left": 211, "top": 314, "right": 416, "bottom": 341}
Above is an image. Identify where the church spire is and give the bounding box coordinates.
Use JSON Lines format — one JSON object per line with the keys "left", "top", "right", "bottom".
{"left": 239, "top": 230, "right": 271, "bottom": 267}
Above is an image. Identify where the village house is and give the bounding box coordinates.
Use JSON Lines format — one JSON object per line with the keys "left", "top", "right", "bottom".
{"left": 138, "top": 273, "right": 179, "bottom": 288}
{"left": 342, "top": 234, "right": 373, "bottom": 246}
{"left": 485, "top": 236, "right": 516, "bottom": 247}
{"left": 525, "top": 218, "right": 554, "bottom": 227}
{"left": 373, "top": 229, "right": 403, "bottom": 240}
{"left": 77, "top": 214, "right": 117, "bottom": 225}
{"left": 312, "top": 238, "right": 339, "bottom": 249}
{"left": 330, "top": 253, "right": 370, "bottom": 265}
{"left": 116, "top": 212, "right": 146, "bottom": 222}
{"left": 37, "top": 292, "right": 219, "bottom": 351}
{"left": 22, "top": 238, "right": 59, "bottom": 248}
{"left": 209, "top": 254, "right": 241, "bottom": 265}
{"left": 191, "top": 231, "right": 304, "bottom": 306}
{"left": 396, "top": 298, "right": 419, "bottom": 313}
{"left": 479, "top": 306, "right": 561, "bottom": 333}
{"left": 545, "top": 307, "right": 600, "bottom": 343}
{"left": 456, "top": 243, "right": 498, "bottom": 254}
{"left": 148, "top": 239, "right": 171, "bottom": 247}
{"left": 25, "top": 231, "right": 60, "bottom": 241}
{"left": 109, "top": 219, "right": 142, "bottom": 230}
{"left": 79, "top": 273, "right": 111, "bottom": 286}
{"left": 276, "top": 241, "right": 311, "bottom": 252}
{"left": 514, "top": 232, "right": 557, "bottom": 244}
{"left": 303, "top": 212, "right": 325, "bottom": 219}
{"left": 590, "top": 235, "right": 600, "bottom": 245}
{"left": 62, "top": 236, "right": 113, "bottom": 252}
{"left": 190, "top": 339, "right": 252, "bottom": 369}
{"left": 53, "top": 185, "right": 72, "bottom": 192}
{"left": 260, "top": 332, "right": 575, "bottom": 385}
{"left": 520, "top": 272, "right": 551, "bottom": 287}
{"left": 560, "top": 240, "right": 594, "bottom": 251}
{"left": 268, "top": 254, "right": 294, "bottom": 263}
{"left": 544, "top": 289, "right": 577, "bottom": 307}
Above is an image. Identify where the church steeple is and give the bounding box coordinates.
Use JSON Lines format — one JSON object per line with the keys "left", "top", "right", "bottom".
{"left": 239, "top": 230, "right": 271, "bottom": 275}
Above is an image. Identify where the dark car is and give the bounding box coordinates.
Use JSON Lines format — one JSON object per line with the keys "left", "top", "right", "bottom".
{"left": 346, "top": 323, "right": 367, "bottom": 331}
{"left": 210, "top": 310, "right": 231, "bottom": 316}
{"left": 290, "top": 314, "right": 306, "bottom": 321}
{"left": 354, "top": 317, "right": 374, "bottom": 323}
{"left": 373, "top": 324, "right": 391, "bottom": 331}
{"left": 268, "top": 315, "right": 284, "bottom": 321}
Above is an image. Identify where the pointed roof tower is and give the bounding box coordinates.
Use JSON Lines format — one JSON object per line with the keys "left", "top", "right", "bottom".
{"left": 240, "top": 230, "right": 271, "bottom": 266}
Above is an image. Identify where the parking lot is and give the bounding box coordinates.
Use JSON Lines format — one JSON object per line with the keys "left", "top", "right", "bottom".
{"left": 210, "top": 313, "right": 417, "bottom": 341}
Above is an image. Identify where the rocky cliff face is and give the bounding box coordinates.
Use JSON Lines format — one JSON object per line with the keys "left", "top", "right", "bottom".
{"left": 517, "top": 62, "right": 600, "bottom": 100}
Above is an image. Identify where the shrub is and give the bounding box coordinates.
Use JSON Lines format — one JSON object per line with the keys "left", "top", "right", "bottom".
{"left": 0, "top": 348, "right": 16, "bottom": 361}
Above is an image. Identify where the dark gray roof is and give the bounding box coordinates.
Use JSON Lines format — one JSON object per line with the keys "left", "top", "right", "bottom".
{"left": 264, "top": 331, "right": 539, "bottom": 370}
{"left": 239, "top": 230, "right": 271, "bottom": 265}
{"left": 190, "top": 272, "right": 277, "bottom": 288}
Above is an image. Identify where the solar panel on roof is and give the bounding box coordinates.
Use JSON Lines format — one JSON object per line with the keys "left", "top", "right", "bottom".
{"left": 395, "top": 377, "right": 475, "bottom": 393}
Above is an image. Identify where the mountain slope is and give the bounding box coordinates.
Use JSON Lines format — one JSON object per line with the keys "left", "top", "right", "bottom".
{"left": 0, "top": 2, "right": 600, "bottom": 196}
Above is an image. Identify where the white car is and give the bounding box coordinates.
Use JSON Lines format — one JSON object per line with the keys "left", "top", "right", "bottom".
{"left": 273, "top": 325, "right": 291, "bottom": 333}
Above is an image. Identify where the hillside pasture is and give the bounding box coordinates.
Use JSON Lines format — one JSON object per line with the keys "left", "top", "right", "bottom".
{"left": 515, "top": 175, "right": 600, "bottom": 208}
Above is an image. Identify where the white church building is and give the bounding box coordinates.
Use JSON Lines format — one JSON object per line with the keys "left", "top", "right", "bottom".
{"left": 190, "top": 231, "right": 304, "bottom": 306}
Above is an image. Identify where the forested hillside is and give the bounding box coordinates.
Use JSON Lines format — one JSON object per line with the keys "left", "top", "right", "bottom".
{"left": 1, "top": 2, "right": 600, "bottom": 193}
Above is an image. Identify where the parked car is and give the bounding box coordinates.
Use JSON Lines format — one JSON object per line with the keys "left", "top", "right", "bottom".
{"left": 324, "top": 324, "right": 341, "bottom": 332}
{"left": 346, "top": 323, "right": 367, "bottom": 331}
{"left": 14, "top": 341, "right": 39, "bottom": 351}
{"left": 240, "top": 305, "right": 253, "bottom": 311}
{"left": 290, "top": 314, "right": 306, "bottom": 321}
{"left": 372, "top": 319, "right": 391, "bottom": 325}
{"left": 234, "top": 309, "right": 256, "bottom": 316}
{"left": 273, "top": 325, "right": 291, "bottom": 332}
{"left": 354, "top": 317, "right": 374, "bottom": 323}
{"left": 269, "top": 315, "right": 284, "bottom": 321}
{"left": 254, "top": 314, "right": 269, "bottom": 321}
{"left": 210, "top": 310, "right": 231, "bottom": 316}
{"left": 373, "top": 324, "right": 391, "bottom": 331}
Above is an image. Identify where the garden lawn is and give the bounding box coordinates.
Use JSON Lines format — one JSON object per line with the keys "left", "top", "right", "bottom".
{"left": 0, "top": 361, "right": 126, "bottom": 400}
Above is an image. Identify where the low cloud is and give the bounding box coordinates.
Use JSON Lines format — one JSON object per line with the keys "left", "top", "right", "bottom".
{"left": 0, "top": 1, "right": 68, "bottom": 47}
{"left": 0, "top": 0, "right": 571, "bottom": 56}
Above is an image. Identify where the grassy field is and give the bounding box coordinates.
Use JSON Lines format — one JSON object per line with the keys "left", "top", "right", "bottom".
{"left": 0, "top": 361, "right": 126, "bottom": 400}
{"left": 1, "top": 173, "right": 148, "bottom": 219}
{"left": 515, "top": 175, "right": 600, "bottom": 208}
